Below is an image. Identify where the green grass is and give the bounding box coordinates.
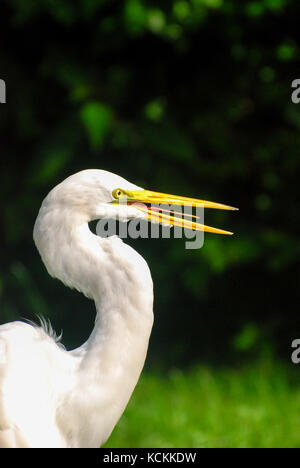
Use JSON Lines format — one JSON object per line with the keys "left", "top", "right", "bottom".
{"left": 104, "top": 360, "right": 300, "bottom": 448}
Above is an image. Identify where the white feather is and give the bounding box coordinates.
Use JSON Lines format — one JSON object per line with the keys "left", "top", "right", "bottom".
{"left": 0, "top": 170, "right": 153, "bottom": 448}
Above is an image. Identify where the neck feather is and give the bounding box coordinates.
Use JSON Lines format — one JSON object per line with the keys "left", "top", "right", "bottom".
{"left": 34, "top": 207, "right": 154, "bottom": 447}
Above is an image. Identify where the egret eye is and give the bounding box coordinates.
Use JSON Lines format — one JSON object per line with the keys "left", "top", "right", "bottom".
{"left": 113, "top": 188, "right": 123, "bottom": 199}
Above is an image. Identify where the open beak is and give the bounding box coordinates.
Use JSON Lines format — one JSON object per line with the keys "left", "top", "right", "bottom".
{"left": 112, "top": 188, "right": 238, "bottom": 235}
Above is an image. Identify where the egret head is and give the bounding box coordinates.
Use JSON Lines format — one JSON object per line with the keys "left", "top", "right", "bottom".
{"left": 39, "top": 169, "right": 237, "bottom": 234}
{"left": 40, "top": 169, "right": 139, "bottom": 217}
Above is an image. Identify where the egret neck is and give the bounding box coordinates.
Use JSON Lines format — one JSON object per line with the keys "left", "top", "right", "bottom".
{"left": 34, "top": 207, "right": 154, "bottom": 447}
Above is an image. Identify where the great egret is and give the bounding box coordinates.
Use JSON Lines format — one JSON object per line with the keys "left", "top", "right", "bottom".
{"left": 0, "top": 169, "right": 236, "bottom": 448}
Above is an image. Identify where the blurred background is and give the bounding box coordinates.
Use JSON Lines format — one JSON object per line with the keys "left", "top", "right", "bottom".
{"left": 0, "top": 0, "right": 299, "bottom": 448}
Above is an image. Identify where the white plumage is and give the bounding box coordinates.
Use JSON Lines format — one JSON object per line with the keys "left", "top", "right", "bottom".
{"left": 0, "top": 170, "right": 154, "bottom": 448}
{"left": 0, "top": 169, "right": 235, "bottom": 448}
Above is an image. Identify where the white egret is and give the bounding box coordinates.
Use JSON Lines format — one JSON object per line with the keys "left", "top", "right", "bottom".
{"left": 0, "top": 169, "right": 236, "bottom": 448}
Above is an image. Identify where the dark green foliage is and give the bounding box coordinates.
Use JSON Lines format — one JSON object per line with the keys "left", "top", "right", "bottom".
{"left": 0, "top": 0, "right": 299, "bottom": 369}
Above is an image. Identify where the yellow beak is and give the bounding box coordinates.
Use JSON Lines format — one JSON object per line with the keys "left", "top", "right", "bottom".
{"left": 112, "top": 188, "right": 238, "bottom": 235}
